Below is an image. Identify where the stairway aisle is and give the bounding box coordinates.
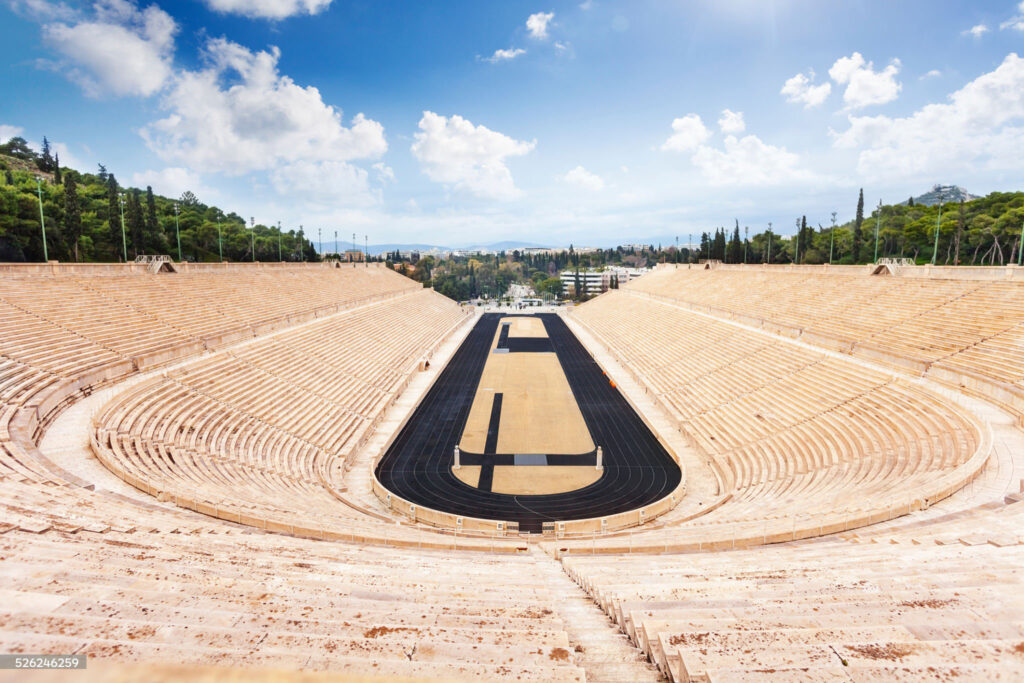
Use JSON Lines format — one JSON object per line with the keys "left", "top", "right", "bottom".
{"left": 530, "top": 546, "right": 663, "bottom": 682}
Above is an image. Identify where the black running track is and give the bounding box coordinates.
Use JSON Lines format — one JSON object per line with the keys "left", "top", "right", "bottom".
{"left": 374, "top": 313, "right": 681, "bottom": 532}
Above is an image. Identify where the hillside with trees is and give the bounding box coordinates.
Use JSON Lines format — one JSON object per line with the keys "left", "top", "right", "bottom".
{"left": 0, "top": 137, "right": 317, "bottom": 263}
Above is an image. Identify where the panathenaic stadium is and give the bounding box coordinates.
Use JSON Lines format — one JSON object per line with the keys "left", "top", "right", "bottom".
{"left": 2, "top": 259, "right": 1024, "bottom": 682}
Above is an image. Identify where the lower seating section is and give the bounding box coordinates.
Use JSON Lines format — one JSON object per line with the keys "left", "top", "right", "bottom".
{"left": 568, "top": 291, "right": 986, "bottom": 550}
{"left": 91, "top": 289, "right": 468, "bottom": 541}
{"left": 0, "top": 524, "right": 583, "bottom": 680}
{"left": 562, "top": 502, "right": 1024, "bottom": 681}
{"left": 627, "top": 266, "right": 1024, "bottom": 414}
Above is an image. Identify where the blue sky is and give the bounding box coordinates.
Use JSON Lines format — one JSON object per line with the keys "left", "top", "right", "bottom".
{"left": 2, "top": 0, "right": 1023, "bottom": 247}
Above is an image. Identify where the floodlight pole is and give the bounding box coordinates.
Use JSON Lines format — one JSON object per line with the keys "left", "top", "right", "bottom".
{"left": 931, "top": 193, "right": 943, "bottom": 265}
{"left": 874, "top": 199, "right": 882, "bottom": 263}
{"left": 829, "top": 212, "right": 837, "bottom": 264}
{"left": 119, "top": 193, "right": 128, "bottom": 263}
{"left": 173, "top": 203, "right": 181, "bottom": 261}
{"left": 35, "top": 176, "right": 48, "bottom": 262}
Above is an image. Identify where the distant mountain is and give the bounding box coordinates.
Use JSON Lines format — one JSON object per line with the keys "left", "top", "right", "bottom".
{"left": 470, "top": 240, "right": 551, "bottom": 251}
{"left": 902, "top": 184, "right": 979, "bottom": 207}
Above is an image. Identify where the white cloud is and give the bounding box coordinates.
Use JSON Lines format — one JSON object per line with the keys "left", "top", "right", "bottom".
{"left": 691, "top": 135, "right": 810, "bottom": 186}
{"left": 39, "top": 0, "right": 177, "bottom": 98}
{"left": 49, "top": 141, "right": 84, "bottom": 170}
{"left": 203, "top": 0, "right": 331, "bottom": 19}
{"left": 483, "top": 47, "right": 526, "bottom": 63}
{"left": 828, "top": 52, "right": 902, "bottom": 109}
{"left": 141, "top": 38, "right": 386, "bottom": 175}
{"left": 0, "top": 124, "right": 25, "bottom": 143}
{"left": 832, "top": 53, "right": 1024, "bottom": 178}
{"left": 920, "top": 69, "right": 942, "bottom": 80}
{"left": 526, "top": 11, "right": 554, "bottom": 40}
{"left": 131, "top": 167, "right": 213, "bottom": 200}
{"left": 661, "top": 114, "right": 711, "bottom": 152}
{"left": 372, "top": 161, "right": 394, "bottom": 184}
{"left": 270, "top": 161, "right": 377, "bottom": 206}
{"left": 8, "top": 0, "right": 77, "bottom": 21}
{"left": 1000, "top": 3, "right": 1024, "bottom": 31}
{"left": 411, "top": 111, "right": 536, "bottom": 200}
{"left": 717, "top": 109, "right": 745, "bottom": 134}
{"left": 579, "top": 0, "right": 593, "bottom": 9}
{"left": 561, "top": 165, "right": 604, "bottom": 190}
{"left": 963, "top": 24, "right": 989, "bottom": 38}
{"left": 780, "top": 69, "right": 831, "bottom": 108}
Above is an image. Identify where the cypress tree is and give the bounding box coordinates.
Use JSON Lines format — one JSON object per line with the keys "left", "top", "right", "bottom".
{"left": 53, "top": 153, "right": 62, "bottom": 184}
{"left": 128, "top": 189, "right": 145, "bottom": 257}
{"left": 144, "top": 186, "right": 164, "bottom": 253}
{"left": 852, "top": 188, "right": 865, "bottom": 263}
{"left": 63, "top": 174, "right": 83, "bottom": 262}
{"left": 106, "top": 173, "right": 122, "bottom": 260}
{"left": 39, "top": 137, "right": 54, "bottom": 172}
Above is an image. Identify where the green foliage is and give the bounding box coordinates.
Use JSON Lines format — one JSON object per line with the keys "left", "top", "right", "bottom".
{"left": 0, "top": 153, "right": 317, "bottom": 263}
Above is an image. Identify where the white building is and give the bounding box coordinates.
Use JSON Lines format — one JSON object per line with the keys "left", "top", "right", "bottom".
{"left": 560, "top": 267, "right": 649, "bottom": 295}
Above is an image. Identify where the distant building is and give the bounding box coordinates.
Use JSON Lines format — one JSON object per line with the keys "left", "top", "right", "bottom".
{"left": 560, "top": 266, "right": 649, "bottom": 295}
{"left": 344, "top": 250, "right": 365, "bottom": 262}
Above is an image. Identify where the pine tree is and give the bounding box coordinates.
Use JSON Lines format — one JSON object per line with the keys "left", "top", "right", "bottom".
{"left": 128, "top": 189, "right": 145, "bottom": 257}
{"left": 907, "top": 196, "right": 914, "bottom": 207}
{"left": 852, "top": 188, "right": 865, "bottom": 263}
{"left": 107, "top": 174, "right": 122, "bottom": 260}
{"left": 97, "top": 164, "right": 108, "bottom": 184}
{"left": 144, "top": 186, "right": 164, "bottom": 253}
{"left": 38, "top": 137, "right": 54, "bottom": 173}
{"left": 727, "top": 221, "right": 742, "bottom": 263}
{"left": 63, "top": 174, "right": 83, "bottom": 262}
{"left": 53, "top": 153, "right": 62, "bottom": 184}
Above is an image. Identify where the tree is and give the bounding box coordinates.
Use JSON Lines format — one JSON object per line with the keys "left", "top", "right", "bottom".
{"left": 852, "top": 188, "right": 865, "bottom": 263}
{"left": 726, "top": 221, "right": 743, "bottom": 263}
{"left": 38, "top": 137, "right": 54, "bottom": 173}
{"left": 144, "top": 186, "right": 165, "bottom": 254}
{"left": 53, "top": 153, "right": 62, "bottom": 185}
{"left": 0, "top": 136, "right": 35, "bottom": 161}
{"left": 63, "top": 174, "right": 83, "bottom": 261}
{"left": 127, "top": 189, "right": 146, "bottom": 257}
{"left": 106, "top": 174, "right": 122, "bottom": 260}
{"left": 179, "top": 190, "right": 200, "bottom": 208}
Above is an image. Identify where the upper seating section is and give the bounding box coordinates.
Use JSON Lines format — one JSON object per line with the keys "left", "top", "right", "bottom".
{"left": 625, "top": 266, "right": 1024, "bottom": 411}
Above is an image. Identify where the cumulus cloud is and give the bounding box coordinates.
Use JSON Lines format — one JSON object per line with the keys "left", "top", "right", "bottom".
{"left": 662, "top": 115, "right": 811, "bottom": 186}
{"left": 270, "top": 161, "right": 377, "bottom": 206}
{"left": 131, "top": 167, "right": 213, "bottom": 200}
{"left": 203, "top": 0, "right": 331, "bottom": 19}
{"left": 411, "top": 111, "right": 536, "bottom": 200}
{"left": 831, "top": 53, "right": 1024, "bottom": 178}
{"left": 920, "top": 69, "right": 942, "bottom": 80}
{"left": 828, "top": 52, "right": 902, "bottom": 109}
{"left": 691, "top": 135, "right": 810, "bottom": 186}
{"left": 140, "top": 38, "right": 386, "bottom": 175}
{"left": 963, "top": 24, "right": 989, "bottom": 38}
{"left": 0, "top": 124, "right": 25, "bottom": 143}
{"left": 40, "top": 0, "right": 177, "bottom": 97}
{"left": 561, "top": 165, "right": 604, "bottom": 190}
{"left": 780, "top": 69, "right": 831, "bottom": 108}
{"left": 8, "top": 0, "right": 77, "bottom": 20}
{"left": 661, "top": 114, "right": 711, "bottom": 152}
{"left": 526, "top": 11, "right": 554, "bottom": 40}
{"left": 482, "top": 47, "right": 525, "bottom": 63}
{"left": 717, "top": 109, "right": 745, "bottom": 134}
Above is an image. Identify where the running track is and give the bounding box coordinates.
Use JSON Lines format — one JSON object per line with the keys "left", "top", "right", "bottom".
{"left": 374, "top": 313, "right": 681, "bottom": 532}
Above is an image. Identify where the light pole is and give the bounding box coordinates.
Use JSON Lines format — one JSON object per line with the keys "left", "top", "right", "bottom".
{"left": 250, "top": 217, "right": 256, "bottom": 262}
{"left": 931, "top": 193, "right": 944, "bottom": 265}
{"left": 119, "top": 193, "right": 128, "bottom": 263}
{"left": 34, "top": 176, "right": 48, "bottom": 262}
{"left": 173, "top": 203, "right": 181, "bottom": 262}
{"left": 829, "top": 212, "right": 837, "bottom": 264}
{"left": 874, "top": 199, "right": 882, "bottom": 263}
